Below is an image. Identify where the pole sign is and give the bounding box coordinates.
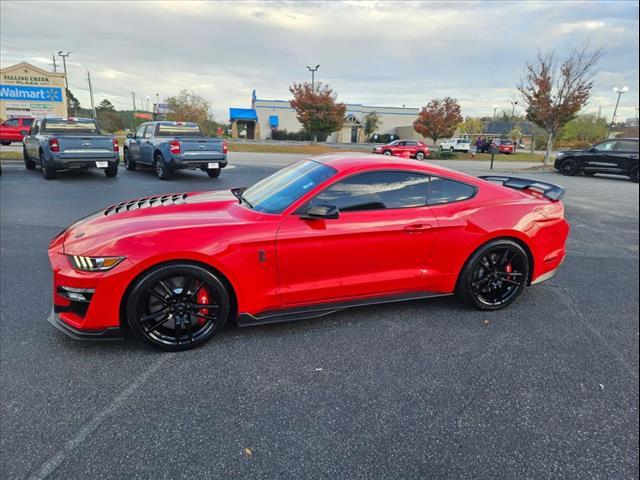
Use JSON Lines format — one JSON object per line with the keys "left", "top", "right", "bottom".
{"left": 0, "top": 85, "right": 63, "bottom": 102}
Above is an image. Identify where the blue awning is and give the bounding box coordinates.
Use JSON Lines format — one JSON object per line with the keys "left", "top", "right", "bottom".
{"left": 229, "top": 108, "right": 257, "bottom": 121}
{"left": 269, "top": 115, "right": 279, "bottom": 128}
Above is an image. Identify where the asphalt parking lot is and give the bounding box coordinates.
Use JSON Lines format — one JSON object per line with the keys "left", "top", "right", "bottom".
{"left": 1, "top": 154, "right": 638, "bottom": 479}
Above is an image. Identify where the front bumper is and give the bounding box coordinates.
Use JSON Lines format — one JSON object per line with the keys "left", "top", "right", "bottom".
{"left": 47, "top": 308, "right": 122, "bottom": 341}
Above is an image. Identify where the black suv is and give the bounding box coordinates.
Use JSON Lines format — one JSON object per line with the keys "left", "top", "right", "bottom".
{"left": 554, "top": 138, "right": 639, "bottom": 182}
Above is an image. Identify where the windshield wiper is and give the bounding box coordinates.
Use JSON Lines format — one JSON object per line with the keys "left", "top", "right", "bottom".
{"left": 230, "top": 187, "right": 253, "bottom": 209}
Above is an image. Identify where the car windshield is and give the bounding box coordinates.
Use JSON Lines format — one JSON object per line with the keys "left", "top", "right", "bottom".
{"left": 43, "top": 119, "right": 99, "bottom": 134}
{"left": 242, "top": 160, "right": 337, "bottom": 214}
{"left": 157, "top": 124, "right": 202, "bottom": 137}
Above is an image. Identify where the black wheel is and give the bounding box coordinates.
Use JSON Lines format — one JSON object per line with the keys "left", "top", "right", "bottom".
{"left": 126, "top": 263, "right": 231, "bottom": 351}
{"left": 206, "top": 167, "right": 221, "bottom": 178}
{"left": 1, "top": 140, "right": 11, "bottom": 146}
{"left": 383, "top": 150, "right": 392, "bottom": 156}
{"left": 124, "top": 148, "right": 136, "bottom": 171}
{"left": 450, "top": 147, "right": 455, "bottom": 152}
{"left": 104, "top": 163, "right": 118, "bottom": 177}
{"left": 457, "top": 239, "right": 530, "bottom": 311}
{"left": 583, "top": 171, "right": 596, "bottom": 177}
{"left": 23, "top": 147, "right": 35, "bottom": 170}
{"left": 415, "top": 152, "right": 425, "bottom": 161}
{"left": 559, "top": 158, "right": 578, "bottom": 176}
{"left": 154, "top": 153, "right": 172, "bottom": 180}
{"left": 40, "top": 151, "right": 56, "bottom": 180}
{"left": 630, "top": 164, "right": 639, "bottom": 183}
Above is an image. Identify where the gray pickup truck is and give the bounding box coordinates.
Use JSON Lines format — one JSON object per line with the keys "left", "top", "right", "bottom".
{"left": 123, "top": 121, "right": 228, "bottom": 180}
{"left": 23, "top": 117, "right": 119, "bottom": 179}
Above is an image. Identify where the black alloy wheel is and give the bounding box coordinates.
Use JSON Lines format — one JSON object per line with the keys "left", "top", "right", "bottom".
{"left": 23, "top": 147, "right": 35, "bottom": 170}
{"left": 154, "top": 153, "right": 172, "bottom": 180}
{"left": 124, "top": 149, "right": 136, "bottom": 171}
{"left": 457, "top": 240, "right": 530, "bottom": 311}
{"left": 630, "top": 164, "right": 639, "bottom": 183}
{"left": 559, "top": 158, "right": 578, "bottom": 176}
{"left": 126, "top": 263, "right": 230, "bottom": 351}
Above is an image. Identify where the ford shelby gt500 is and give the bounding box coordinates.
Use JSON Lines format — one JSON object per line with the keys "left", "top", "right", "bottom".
{"left": 48, "top": 154, "right": 569, "bottom": 351}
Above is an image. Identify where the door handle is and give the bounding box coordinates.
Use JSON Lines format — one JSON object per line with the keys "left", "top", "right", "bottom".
{"left": 403, "top": 223, "right": 433, "bottom": 233}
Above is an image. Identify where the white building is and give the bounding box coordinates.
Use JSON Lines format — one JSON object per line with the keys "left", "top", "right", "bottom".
{"left": 229, "top": 90, "right": 424, "bottom": 143}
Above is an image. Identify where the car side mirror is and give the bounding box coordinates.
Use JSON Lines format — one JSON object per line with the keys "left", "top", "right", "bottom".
{"left": 301, "top": 204, "right": 340, "bottom": 220}
{"left": 126, "top": 133, "right": 134, "bottom": 139}
{"left": 588, "top": 147, "right": 597, "bottom": 153}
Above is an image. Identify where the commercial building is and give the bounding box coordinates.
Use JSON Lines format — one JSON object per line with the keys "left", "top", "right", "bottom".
{"left": 0, "top": 62, "right": 68, "bottom": 120}
{"left": 229, "top": 90, "right": 423, "bottom": 143}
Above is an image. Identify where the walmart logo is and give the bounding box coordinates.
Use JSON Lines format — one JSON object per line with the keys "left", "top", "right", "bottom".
{"left": 0, "top": 85, "right": 63, "bottom": 102}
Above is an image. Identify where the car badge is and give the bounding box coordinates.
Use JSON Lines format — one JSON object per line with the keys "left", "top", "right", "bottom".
{"left": 199, "top": 145, "right": 205, "bottom": 149}
{"left": 75, "top": 232, "right": 85, "bottom": 238}
{"left": 82, "top": 142, "right": 92, "bottom": 147}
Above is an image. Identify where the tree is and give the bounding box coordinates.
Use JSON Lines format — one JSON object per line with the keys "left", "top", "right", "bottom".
{"left": 413, "top": 97, "right": 463, "bottom": 144}
{"left": 166, "top": 89, "right": 212, "bottom": 126}
{"left": 96, "top": 98, "right": 123, "bottom": 133}
{"left": 458, "top": 116, "right": 484, "bottom": 135}
{"left": 518, "top": 42, "right": 603, "bottom": 165}
{"left": 556, "top": 114, "right": 608, "bottom": 148}
{"left": 363, "top": 111, "right": 382, "bottom": 141}
{"left": 97, "top": 99, "right": 116, "bottom": 111}
{"left": 289, "top": 82, "right": 346, "bottom": 143}
{"left": 66, "top": 89, "right": 81, "bottom": 116}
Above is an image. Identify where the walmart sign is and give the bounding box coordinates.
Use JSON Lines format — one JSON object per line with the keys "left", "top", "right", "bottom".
{"left": 0, "top": 84, "right": 63, "bottom": 102}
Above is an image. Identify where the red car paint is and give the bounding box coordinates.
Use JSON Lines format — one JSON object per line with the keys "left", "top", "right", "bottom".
{"left": 496, "top": 140, "right": 515, "bottom": 154}
{"left": 0, "top": 117, "right": 34, "bottom": 144}
{"left": 373, "top": 140, "right": 430, "bottom": 159}
{"left": 48, "top": 155, "right": 569, "bottom": 333}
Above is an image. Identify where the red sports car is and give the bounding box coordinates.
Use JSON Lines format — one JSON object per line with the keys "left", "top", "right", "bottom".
{"left": 373, "top": 140, "right": 430, "bottom": 160}
{"left": 48, "top": 155, "right": 569, "bottom": 351}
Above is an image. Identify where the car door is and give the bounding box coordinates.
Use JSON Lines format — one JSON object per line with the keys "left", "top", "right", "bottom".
{"left": 585, "top": 140, "right": 617, "bottom": 171}
{"left": 0, "top": 118, "right": 19, "bottom": 140}
{"left": 129, "top": 124, "right": 146, "bottom": 162}
{"left": 140, "top": 123, "right": 156, "bottom": 163}
{"left": 275, "top": 170, "right": 439, "bottom": 307}
{"left": 25, "top": 120, "right": 39, "bottom": 157}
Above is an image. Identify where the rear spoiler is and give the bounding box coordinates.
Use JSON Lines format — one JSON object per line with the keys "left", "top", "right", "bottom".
{"left": 479, "top": 176, "right": 565, "bottom": 201}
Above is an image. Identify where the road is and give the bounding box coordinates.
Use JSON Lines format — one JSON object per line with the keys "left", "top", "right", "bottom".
{"left": 1, "top": 155, "right": 638, "bottom": 479}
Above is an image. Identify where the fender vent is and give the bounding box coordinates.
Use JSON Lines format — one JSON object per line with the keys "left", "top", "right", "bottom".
{"left": 104, "top": 193, "right": 188, "bottom": 216}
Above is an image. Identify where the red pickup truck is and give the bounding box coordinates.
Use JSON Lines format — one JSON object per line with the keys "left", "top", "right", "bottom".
{"left": 0, "top": 117, "right": 34, "bottom": 145}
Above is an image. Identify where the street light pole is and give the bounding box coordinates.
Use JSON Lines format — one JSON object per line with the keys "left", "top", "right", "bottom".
{"left": 306, "top": 64, "right": 320, "bottom": 90}
{"left": 510, "top": 101, "right": 518, "bottom": 117}
{"left": 58, "top": 51, "right": 72, "bottom": 89}
{"left": 608, "top": 86, "right": 628, "bottom": 138}
{"left": 492, "top": 106, "right": 498, "bottom": 119}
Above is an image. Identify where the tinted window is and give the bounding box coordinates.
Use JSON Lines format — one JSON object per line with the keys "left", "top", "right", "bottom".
{"left": 594, "top": 141, "right": 615, "bottom": 151}
{"left": 428, "top": 177, "right": 476, "bottom": 205}
{"left": 406, "top": 141, "right": 418, "bottom": 146}
{"left": 243, "top": 160, "right": 336, "bottom": 214}
{"left": 144, "top": 124, "right": 155, "bottom": 138}
{"left": 4, "top": 119, "right": 19, "bottom": 127}
{"left": 43, "top": 119, "right": 98, "bottom": 134}
{"left": 23, "top": 118, "right": 33, "bottom": 126}
{"left": 309, "top": 171, "right": 430, "bottom": 212}
{"left": 135, "top": 125, "right": 146, "bottom": 138}
{"left": 614, "top": 140, "right": 638, "bottom": 152}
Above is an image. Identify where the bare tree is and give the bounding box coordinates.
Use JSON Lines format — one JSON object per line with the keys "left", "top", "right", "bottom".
{"left": 518, "top": 42, "right": 603, "bottom": 165}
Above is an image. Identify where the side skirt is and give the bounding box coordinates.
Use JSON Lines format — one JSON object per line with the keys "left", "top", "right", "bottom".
{"left": 237, "top": 291, "right": 453, "bottom": 327}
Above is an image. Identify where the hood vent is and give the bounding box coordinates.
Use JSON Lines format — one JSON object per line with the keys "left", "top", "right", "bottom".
{"left": 104, "top": 193, "right": 188, "bottom": 216}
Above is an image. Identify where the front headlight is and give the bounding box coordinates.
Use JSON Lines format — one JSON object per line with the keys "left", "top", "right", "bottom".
{"left": 68, "top": 255, "right": 125, "bottom": 272}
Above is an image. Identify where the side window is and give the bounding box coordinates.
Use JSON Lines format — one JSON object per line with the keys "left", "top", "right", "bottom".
{"left": 594, "top": 141, "right": 615, "bottom": 152}
{"left": 144, "top": 124, "right": 155, "bottom": 138}
{"left": 135, "top": 125, "right": 146, "bottom": 138}
{"left": 308, "top": 171, "right": 430, "bottom": 212}
{"left": 4, "top": 119, "right": 19, "bottom": 127}
{"left": 23, "top": 118, "right": 34, "bottom": 126}
{"left": 406, "top": 141, "right": 418, "bottom": 146}
{"left": 427, "top": 177, "right": 476, "bottom": 206}
{"left": 614, "top": 140, "right": 638, "bottom": 152}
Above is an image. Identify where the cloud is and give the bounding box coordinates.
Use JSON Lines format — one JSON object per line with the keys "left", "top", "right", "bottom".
{"left": 1, "top": 0, "right": 638, "bottom": 121}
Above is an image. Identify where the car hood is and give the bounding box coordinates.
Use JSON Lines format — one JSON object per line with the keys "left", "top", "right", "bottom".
{"left": 62, "top": 190, "right": 244, "bottom": 255}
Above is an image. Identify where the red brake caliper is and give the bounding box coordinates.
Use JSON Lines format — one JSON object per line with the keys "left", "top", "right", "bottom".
{"left": 196, "top": 287, "right": 210, "bottom": 326}
{"left": 505, "top": 263, "right": 513, "bottom": 280}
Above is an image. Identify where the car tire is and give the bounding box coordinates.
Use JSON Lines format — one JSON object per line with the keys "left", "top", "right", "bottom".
{"left": 450, "top": 147, "right": 455, "bottom": 152}
{"left": 383, "top": 150, "right": 392, "bottom": 156}
{"left": 154, "top": 153, "right": 172, "bottom": 180}
{"left": 1, "top": 140, "right": 11, "bottom": 146}
{"left": 558, "top": 158, "right": 579, "bottom": 176}
{"left": 630, "top": 164, "right": 639, "bottom": 183}
{"left": 23, "top": 147, "right": 35, "bottom": 170}
{"left": 40, "top": 151, "right": 56, "bottom": 180}
{"left": 104, "top": 163, "right": 118, "bottom": 177}
{"left": 124, "top": 149, "right": 136, "bottom": 171}
{"left": 456, "top": 239, "right": 530, "bottom": 311}
{"left": 126, "top": 262, "right": 231, "bottom": 351}
{"left": 415, "top": 152, "right": 425, "bottom": 161}
{"left": 206, "top": 167, "right": 221, "bottom": 178}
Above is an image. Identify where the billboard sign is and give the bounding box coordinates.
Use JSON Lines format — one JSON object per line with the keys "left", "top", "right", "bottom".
{"left": 154, "top": 103, "right": 170, "bottom": 115}
{"left": 0, "top": 84, "right": 63, "bottom": 102}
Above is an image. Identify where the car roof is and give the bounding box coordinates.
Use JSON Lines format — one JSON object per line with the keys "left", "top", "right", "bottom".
{"left": 310, "top": 153, "right": 482, "bottom": 185}
{"left": 43, "top": 117, "right": 95, "bottom": 122}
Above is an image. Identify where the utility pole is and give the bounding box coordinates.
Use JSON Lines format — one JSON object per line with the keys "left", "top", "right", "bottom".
{"left": 87, "top": 70, "right": 97, "bottom": 120}
{"left": 51, "top": 54, "right": 57, "bottom": 73}
{"left": 306, "top": 64, "right": 320, "bottom": 90}
{"left": 608, "top": 86, "right": 628, "bottom": 138}
{"left": 58, "top": 51, "right": 71, "bottom": 89}
{"left": 131, "top": 91, "right": 136, "bottom": 111}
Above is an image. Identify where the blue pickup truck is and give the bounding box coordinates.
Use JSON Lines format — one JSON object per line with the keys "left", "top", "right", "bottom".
{"left": 23, "top": 117, "right": 119, "bottom": 180}
{"left": 123, "top": 121, "right": 228, "bottom": 180}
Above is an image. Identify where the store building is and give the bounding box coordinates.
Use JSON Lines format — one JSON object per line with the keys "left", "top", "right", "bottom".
{"left": 0, "top": 62, "right": 68, "bottom": 120}
{"left": 229, "top": 90, "right": 423, "bottom": 143}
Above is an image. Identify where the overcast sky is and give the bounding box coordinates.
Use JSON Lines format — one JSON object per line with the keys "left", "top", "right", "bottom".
{"left": 1, "top": 0, "right": 638, "bottom": 122}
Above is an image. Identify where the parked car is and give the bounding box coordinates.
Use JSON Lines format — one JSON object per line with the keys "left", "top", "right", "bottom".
{"left": 439, "top": 137, "right": 471, "bottom": 153}
{"left": 123, "top": 121, "right": 228, "bottom": 180}
{"left": 47, "top": 154, "right": 569, "bottom": 351}
{"left": 0, "top": 117, "right": 34, "bottom": 145}
{"left": 23, "top": 117, "right": 119, "bottom": 179}
{"left": 554, "top": 138, "right": 639, "bottom": 182}
{"left": 372, "top": 140, "right": 430, "bottom": 160}
{"left": 496, "top": 139, "right": 515, "bottom": 154}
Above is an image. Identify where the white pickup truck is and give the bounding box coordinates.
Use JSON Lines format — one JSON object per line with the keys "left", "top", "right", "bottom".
{"left": 439, "top": 138, "right": 471, "bottom": 153}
